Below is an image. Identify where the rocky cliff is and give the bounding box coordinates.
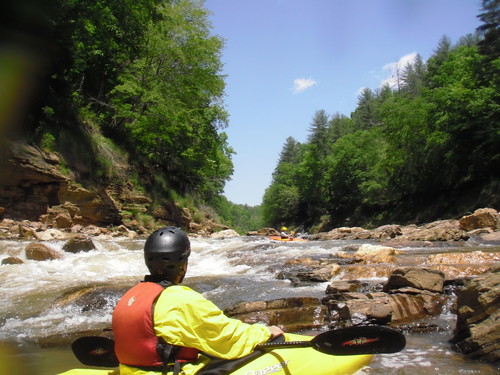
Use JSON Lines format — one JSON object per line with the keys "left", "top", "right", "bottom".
{"left": 0, "top": 142, "right": 221, "bottom": 233}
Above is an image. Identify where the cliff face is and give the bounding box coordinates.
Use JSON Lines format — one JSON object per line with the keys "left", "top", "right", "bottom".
{"left": 0, "top": 142, "right": 227, "bottom": 235}
{"left": 0, "top": 142, "right": 123, "bottom": 225}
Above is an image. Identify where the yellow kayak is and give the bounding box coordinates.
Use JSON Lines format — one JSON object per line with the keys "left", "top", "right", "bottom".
{"left": 268, "top": 236, "right": 308, "bottom": 242}
{"left": 59, "top": 333, "right": 373, "bottom": 375}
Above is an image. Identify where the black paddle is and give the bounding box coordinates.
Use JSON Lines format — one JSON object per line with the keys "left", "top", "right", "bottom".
{"left": 72, "top": 326, "right": 406, "bottom": 367}
{"left": 72, "top": 336, "right": 118, "bottom": 367}
{"left": 255, "top": 326, "right": 406, "bottom": 355}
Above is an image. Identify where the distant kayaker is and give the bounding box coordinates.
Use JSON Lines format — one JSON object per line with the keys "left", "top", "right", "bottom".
{"left": 280, "top": 226, "right": 289, "bottom": 239}
{"left": 112, "top": 226, "right": 284, "bottom": 375}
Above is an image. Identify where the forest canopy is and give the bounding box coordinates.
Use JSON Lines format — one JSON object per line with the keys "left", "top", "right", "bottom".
{"left": 2, "top": 0, "right": 498, "bottom": 233}
{"left": 3, "top": 0, "right": 233, "bottom": 204}
{"left": 262, "top": 0, "right": 499, "bottom": 230}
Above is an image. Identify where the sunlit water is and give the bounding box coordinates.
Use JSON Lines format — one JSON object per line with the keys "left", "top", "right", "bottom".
{"left": 0, "top": 236, "right": 498, "bottom": 374}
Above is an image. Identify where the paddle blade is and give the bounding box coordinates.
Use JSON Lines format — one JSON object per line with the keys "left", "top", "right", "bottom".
{"left": 312, "top": 326, "right": 406, "bottom": 355}
{"left": 71, "top": 336, "right": 119, "bottom": 367}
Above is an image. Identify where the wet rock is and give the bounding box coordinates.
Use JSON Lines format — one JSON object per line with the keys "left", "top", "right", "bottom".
{"left": 62, "top": 234, "right": 96, "bottom": 253}
{"left": 32, "top": 228, "right": 68, "bottom": 241}
{"left": 115, "top": 224, "right": 138, "bottom": 238}
{"left": 459, "top": 208, "right": 500, "bottom": 231}
{"left": 55, "top": 285, "right": 129, "bottom": 312}
{"left": 339, "top": 264, "right": 397, "bottom": 279}
{"left": 386, "top": 290, "right": 446, "bottom": 323}
{"left": 354, "top": 244, "right": 398, "bottom": 264}
{"left": 225, "top": 297, "right": 328, "bottom": 332}
{"left": 325, "top": 280, "right": 365, "bottom": 294}
{"left": 312, "top": 226, "right": 370, "bottom": 240}
{"left": 427, "top": 251, "right": 499, "bottom": 266}
{"left": 211, "top": 229, "right": 240, "bottom": 238}
{"left": 1, "top": 256, "right": 24, "bottom": 265}
{"left": 247, "top": 228, "right": 279, "bottom": 236}
{"left": 405, "top": 221, "right": 469, "bottom": 241}
{"left": 451, "top": 267, "right": 500, "bottom": 363}
{"left": 25, "top": 242, "right": 64, "bottom": 261}
{"left": 373, "top": 224, "right": 403, "bottom": 239}
{"left": 323, "top": 286, "right": 446, "bottom": 327}
{"left": 383, "top": 267, "right": 445, "bottom": 293}
{"left": 474, "top": 231, "right": 500, "bottom": 244}
{"left": 276, "top": 258, "right": 341, "bottom": 285}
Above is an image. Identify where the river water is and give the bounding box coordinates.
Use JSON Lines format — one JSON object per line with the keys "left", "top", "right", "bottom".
{"left": 0, "top": 235, "right": 498, "bottom": 374}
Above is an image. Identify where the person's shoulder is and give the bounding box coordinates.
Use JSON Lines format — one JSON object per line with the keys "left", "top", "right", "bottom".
{"left": 160, "top": 285, "right": 208, "bottom": 305}
{"left": 164, "top": 285, "right": 202, "bottom": 297}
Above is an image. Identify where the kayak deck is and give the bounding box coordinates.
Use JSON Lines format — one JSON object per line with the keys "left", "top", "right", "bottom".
{"left": 59, "top": 333, "right": 372, "bottom": 375}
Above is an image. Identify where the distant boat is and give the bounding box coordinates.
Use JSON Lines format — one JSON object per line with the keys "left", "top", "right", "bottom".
{"left": 268, "top": 236, "right": 308, "bottom": 242}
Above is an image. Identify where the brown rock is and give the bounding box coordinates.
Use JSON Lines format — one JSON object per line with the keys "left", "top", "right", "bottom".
{"left": 451, "top": 267, "right": 500, "bottom": 363}
{"left": 427, "top": 251, "right": 499, "bottom": 265}
{"left": 2, "top": 256, "right": 24, "bottom": 265}
{"left": 325, "top": 280, "right": 364, "bottom": 294}
{"left": 323, "top": 287, "right": 446, "bottom": 326}
{"left": 225, "top": 297, "right": 328, "bottom": 332}
{"left": 62, "top": 234, "right": 96, "bottom": 253}
{"left": 387, "top": 292, "right": 446, "bottom": 323}
{"left": 25, "top": 242, "right": 63, "bottom": 261}
{"left": 55, "top": 285, "right": 129, "bottom": 313}
{"left": 383, "top": 267, "right": 445, "bottom": 293}
{"left": 354, "top": 244, "right": 397, "bottom": 264}
{"left": 459, "top": 208, "right": 500, "bottom": 231}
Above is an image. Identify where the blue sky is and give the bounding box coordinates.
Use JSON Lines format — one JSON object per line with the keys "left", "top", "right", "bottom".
{"left": 204, "top": 0, "right": 483, "bottom": 206}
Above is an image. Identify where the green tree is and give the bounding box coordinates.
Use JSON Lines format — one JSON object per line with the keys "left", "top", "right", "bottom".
{"left": 424, "top": 44, "right": 500, "bottom": 188}
{"left": 476, "top": 0, "right": 500, "bottom": 60}
{"left": 322, "top": 128, "right": 387, "bottom": 221}
{"left": 263, "top": 137, "right": 303, "bottom": 227}
{"left": 351, "top": 88, "right": 378, "bottom": 130}
{"left": 327, "top": 112, "right": 354, "bottom": 143}
{"left": 112, "top": 0, "right": 231, "bottom": 198}
{"left": 401, "top": 54, "right": 426, "bottom": 96}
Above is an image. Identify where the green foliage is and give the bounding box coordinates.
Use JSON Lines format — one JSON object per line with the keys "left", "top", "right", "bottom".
{"left": 40, "top": 132, "right": 56, "bottom": 152}
{"left": 212, "top": 196, "right": 263, "bottom": 233}
{"left": 111, "top": 0, "right": 231, "bottom": 199}
{"left": 262, "top": 12, "right": 500, "bottom": 229}
{"left": 15, "top": 0, "right": 233, "bottom": 219}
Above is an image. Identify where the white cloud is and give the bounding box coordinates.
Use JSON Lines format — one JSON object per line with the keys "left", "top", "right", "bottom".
{"left": 380, "top": 52, "right": 418, "bottom": 88}
{"left": 292, "top": 78, "right": 317, "bottom": 93}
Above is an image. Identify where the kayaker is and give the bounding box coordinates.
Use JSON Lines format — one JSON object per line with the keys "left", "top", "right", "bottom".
{"left": 280, "top": 226, "right": 289, "bottom": 239}
{"left": 112, "top": 226, "right": 284, "bottom": 375}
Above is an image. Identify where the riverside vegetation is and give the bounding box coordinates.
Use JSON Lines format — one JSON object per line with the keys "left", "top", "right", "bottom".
{"left": 0, "top": 0, "right": 498, "bottom": 235}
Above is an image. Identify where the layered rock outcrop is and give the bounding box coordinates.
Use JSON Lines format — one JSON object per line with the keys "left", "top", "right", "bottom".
{"left": 0, "top": 143, "right": 120, "bottom": 225}
{"left": 451, "top": 267, "right": 500, "bottom": 363}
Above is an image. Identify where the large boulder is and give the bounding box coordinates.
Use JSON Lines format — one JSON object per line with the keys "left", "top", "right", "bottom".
{"left": 25, "top": 242, "right": 64, "bottom": 261}
{"left": 451, "top": 267, "right": 500, "bottom": 363}
{"left": 62, "top": 234, "right": 96, "bottom": 253}
{"left": 383, "top": 267, "right": 445, "bottom": 293}
{"left": 225, "top": 297, "right": 328, "bottom": 332}
{"left": 354, "top": 244, "right": 398, "bottom": 264}
{"left": 459, "top": 208, "right": 500, "bottom": 231}
{"left": 276, "top": 257, "right": 341, "bottom": 285}
{"left": 322, "top": 289, "right": 446, "bottom": 327}
{"left": 211, "top": 229, "right": 240, "bottom": 238}
{"left": 2, "top": 256, "right": 24, "bottom": 265}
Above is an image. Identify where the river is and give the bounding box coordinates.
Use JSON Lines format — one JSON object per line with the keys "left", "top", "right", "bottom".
{"left": 0, "top": 235, "right": 498, "bottom": 374}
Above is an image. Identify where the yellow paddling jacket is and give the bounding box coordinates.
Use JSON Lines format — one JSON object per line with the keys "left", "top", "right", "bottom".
{"left": 116, "top": 284, "right": 272, "bottom": 375}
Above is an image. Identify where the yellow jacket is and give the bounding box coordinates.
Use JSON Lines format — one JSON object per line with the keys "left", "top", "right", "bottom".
{"left": 119, "top": 285, "right": 272, "bottom": 375}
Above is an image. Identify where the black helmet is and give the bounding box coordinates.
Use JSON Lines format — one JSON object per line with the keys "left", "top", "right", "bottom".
{"left": 144, "top": 226, "right": 191, "bottom": 284}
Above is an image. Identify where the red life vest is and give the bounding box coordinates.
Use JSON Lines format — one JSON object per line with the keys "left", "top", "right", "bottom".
{"left": 112, "top": 282, "right": 198, "bottom": 368}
